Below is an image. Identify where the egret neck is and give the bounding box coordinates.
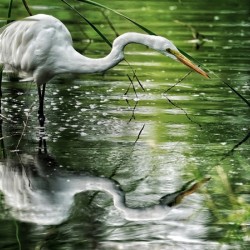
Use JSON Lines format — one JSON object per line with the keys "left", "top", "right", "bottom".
{"left": 56, "top": 32, "right": 163, "bottom": 74}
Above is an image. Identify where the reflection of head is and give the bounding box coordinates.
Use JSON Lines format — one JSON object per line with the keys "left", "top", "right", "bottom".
{"left": 0, "top": 152, "right": 208, "bottom": 226}
{"left": 0, "top": 153, "right": 171, "bottom": 225}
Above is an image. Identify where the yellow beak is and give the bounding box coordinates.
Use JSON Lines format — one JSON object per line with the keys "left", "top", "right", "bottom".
{"left": 169, "top": 49, "right": 209, "bottom": 78}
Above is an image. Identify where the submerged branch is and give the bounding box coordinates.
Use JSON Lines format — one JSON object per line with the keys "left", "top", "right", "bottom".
{"left": 125, "top": 62, "right": 145, "bottom": 91}
{"left": 164, "top": 95, "right": 202, "bottom": 128}
{"left": 164, "top": 70, "right": 192, "bottom": 94}
{"left": 15, "top": 103, "right": 35, "bottom": 151}
{"left": 221, "top": 130, "right": 250, "bottom": 160}
{"left": 127, "top": 74, "right": 138, "bottom": 98}
{"left": 128, "top": 100, "right": 138, "bottom": 123}
{"left": 162, "top": 70, "right": 202, "bottom": 127}
{"left": 124, "top": 70, "right": 144, "bottom": 123}
{"left": 133, "top": 124, "right": 145, "bottom": 145}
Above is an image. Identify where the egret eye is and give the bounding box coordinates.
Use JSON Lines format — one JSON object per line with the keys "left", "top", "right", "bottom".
{"left": 166, "top": 48, "right": 172, "bottom": 53}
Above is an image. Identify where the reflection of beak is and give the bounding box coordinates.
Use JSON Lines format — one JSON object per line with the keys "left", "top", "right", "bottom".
{"left": 169, "top": 49, "right": 209, "bottom": 78}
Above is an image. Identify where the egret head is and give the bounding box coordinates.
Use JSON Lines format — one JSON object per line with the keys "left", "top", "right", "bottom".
{"left": 153, "top": 36, "right": 209, "bottom": 78}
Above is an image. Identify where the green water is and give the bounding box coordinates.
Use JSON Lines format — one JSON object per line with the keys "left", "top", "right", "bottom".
{"left": 0, "top": 1, "right": 249, "bottom": 249}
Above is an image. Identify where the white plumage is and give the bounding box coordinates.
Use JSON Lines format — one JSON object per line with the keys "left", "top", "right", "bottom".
{"left": 0, "top": 14, "right": 208, "bottom": 125}
{"left": 0, "top": 14, "right": 76, "bottom": 85}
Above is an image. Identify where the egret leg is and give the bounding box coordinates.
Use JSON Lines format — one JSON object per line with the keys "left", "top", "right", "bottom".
{"left": 37, "top": 83, "right": 46, "bottom": 127}
{"left": 38, "top": 134, "right": 47, "bottom": 154}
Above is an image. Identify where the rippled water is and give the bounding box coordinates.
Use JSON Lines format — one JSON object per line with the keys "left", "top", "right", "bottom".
{"left": 0, "top": 1, "right": 249, "bottom": 249}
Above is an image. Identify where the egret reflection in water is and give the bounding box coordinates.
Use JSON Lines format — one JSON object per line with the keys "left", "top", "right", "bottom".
{"left": 0, "top": 140, "right": 209, "bottom": 226}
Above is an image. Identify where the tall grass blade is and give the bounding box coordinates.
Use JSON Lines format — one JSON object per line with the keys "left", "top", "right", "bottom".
{"left": 7, "top": 0, "right": 13, "bottom": 24}
{"left": 22, "top": 0, "right": 33, "bottom": 16}
{"left": 78, "top": 0, "right": 156, "bottom": 35}
{"left": 61, "top": 0, "right": 112, "bottom": 47}
{"left": 220, "top": 79, "right": 250, "bottom": 107}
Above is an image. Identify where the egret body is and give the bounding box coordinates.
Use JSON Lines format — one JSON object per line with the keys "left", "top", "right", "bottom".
{"left": 0, "top": 14, "right": 208, "bottom": 126}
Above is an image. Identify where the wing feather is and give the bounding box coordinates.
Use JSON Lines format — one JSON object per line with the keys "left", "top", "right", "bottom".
{"left": 0, "top": 14, "right": 73, "bottom": 84}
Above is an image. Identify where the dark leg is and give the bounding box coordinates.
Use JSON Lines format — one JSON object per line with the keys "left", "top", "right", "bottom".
{"left": 37, "top": 83, "right": 46, "bottom": 127}
{"left": 38, "top": 134, "right": 47, "bottom": 154}
{"left": 0, "top": 66, "right": 6, "bottom": 158}
{"left": 37, "top": 84, "right": 47, "bottom": 152}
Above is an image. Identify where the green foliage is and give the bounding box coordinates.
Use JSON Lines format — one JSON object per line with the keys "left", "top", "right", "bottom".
{"left": 77, "top": 0, "right": 156, "bottom": 35}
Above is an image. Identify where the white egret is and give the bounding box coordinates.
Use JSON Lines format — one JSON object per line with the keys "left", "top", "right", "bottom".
{"left": 0, "top": 14, "right": 208, "bottom": 126}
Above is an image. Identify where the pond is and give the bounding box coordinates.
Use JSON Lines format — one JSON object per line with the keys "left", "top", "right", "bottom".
{"left": 0, "top": 0, "right": 249, "bottom": 249}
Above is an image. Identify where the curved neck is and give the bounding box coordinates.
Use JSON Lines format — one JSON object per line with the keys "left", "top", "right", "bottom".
{"left": 59, "top": 32, "right": 157, "bottom": 74}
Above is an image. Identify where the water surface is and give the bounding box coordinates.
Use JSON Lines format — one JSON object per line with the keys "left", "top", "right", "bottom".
{"left": 0, "top": 0, "right": 249, "bottom": 249}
